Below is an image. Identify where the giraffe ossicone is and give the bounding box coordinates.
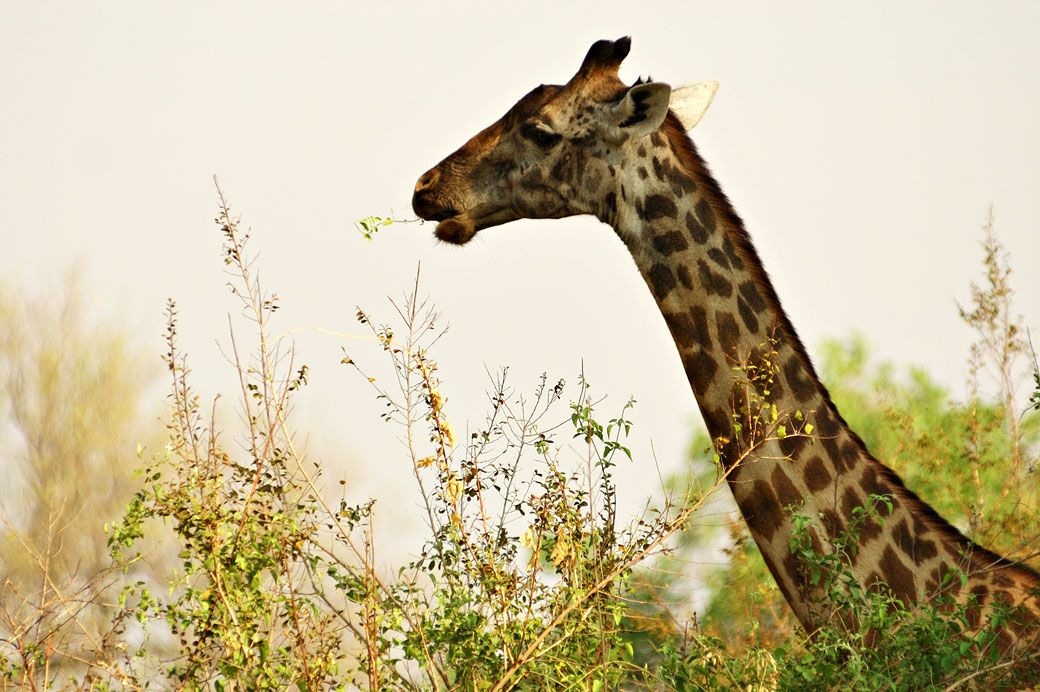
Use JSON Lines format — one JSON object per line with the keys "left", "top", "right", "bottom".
{"left": 412, "top": 36, "right": 1040, "bottom": 666}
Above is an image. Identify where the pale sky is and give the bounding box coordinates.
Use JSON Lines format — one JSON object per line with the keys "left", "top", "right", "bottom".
{"left": 2, "top": 2, "right": 1039, "bottom": 562}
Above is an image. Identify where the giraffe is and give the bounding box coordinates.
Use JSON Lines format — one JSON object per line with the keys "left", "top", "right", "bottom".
{"left": 411, "top": 37, "right": 1040, "bottom": 666}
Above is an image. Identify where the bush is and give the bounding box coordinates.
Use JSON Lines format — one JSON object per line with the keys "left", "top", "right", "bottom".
{"left": 2, "top": 193, "right": 1037, "bottom": 689}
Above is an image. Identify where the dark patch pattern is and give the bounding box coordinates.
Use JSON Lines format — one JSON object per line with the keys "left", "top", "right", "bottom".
{"left": 652, "top": 155, "right": 696, "bottom": 196}
{"left": 664, "top": 310, "right": 696, "bottom": 348}
{"left": 651, "top": 157, "right": 666, "bottom": 180}
{"left": 676, "top": 264, "right": 693, "bottom": 289}
{"left": 892, "top": 519, "right": 914, "bottom": 559}
{"left": 931, "top": 562, "right": 961, "bottom": 597}
{"left": 820, "top": 508, "right": 844, "bottom": 543}
{"left": 859, "top": 464, "right": 888, "bottom": 501}
{"left": 721, "top": 232, "right": 744, "bottom": 270}
{"left": 784, "top": 357, "right": 815, "bottom": 403}
{"left": 648, "top": 157, "right": 665, "bottom": 181}
{"left": 841, "top": 487, "right": 864, "bottom": 522}
{"left": 685, "top": 211, "right": 708, "bottom": 244}
{"left": 716, "top": 310, "right": 740, "bottom": 355}
{"left": 832, "top": 440, "right": 855, "bottom": 474}
{"left": 820, "top": 436, "right": 841, "bottom": 476}
{"left": 699, "top": 404, "right": 730, "bottom": 444}
{"left": 995, "top": 629, "right": 1013, "bottom": 655}
{"left": 892, "top": 517, "right": 938, "bottom": 562}
{"left": 867, "top": 571, "right": 886, "bottom": 595}
{"left": 814, "top": 405, "right": 838, "bottom": 437}
{"left": 684, "top": 349, "right": 719, "bottom": 397}
{"left": 804, "top": 455, "right": 832, "bottom": 493}
{"left": 814, "top": 409, "right": 844, "bottom": 477}
{"left": 741, "top": 480, "right": 784, "bottom": 543}
{"left": 779, "top": 429, "right": 811, "bottom": 461}
{"left": 907, "top": 515, "right": 938, "bottom": 561}
{"left": 966, "top": 599, "right": 982, "bottom": 630}
{"left": 707, "top": 247, "right": 730, "bottom": 270}
{"left": 784, "top": 551, "right": 810, "bottom": 591}
{"left": 696, "top": 259, "right": 733, "bottom": 297}
{"left": 837, "top": 481, "right": 884, "bottom": 542}
{"left": 881, "top": 545, "right": 918, "bottom": 606}
{"left": 739, "top": 280, "right": 766, "bottom": 312}
{"left": 695, "top": 198, "right": 716, "bottom": 234}
{"left": 860, "top": 520, "right": 884, "bottom": 543}
{"left": 737, "top": 296, "right": 759, "bottom": 334}
{"left": 689, "top": 305, "right": 712, "bottom": 350}
{"left": 638, "top": 194, "right": 678, "bottom": 221}
{"left": 771, "top": 465, "right": 803, "bottom": 511}
{"left": 648, "top": 263, "right": 677, "bottom": 299}
{"left": 652, "top": 230, "right": 689, "bottom": 255}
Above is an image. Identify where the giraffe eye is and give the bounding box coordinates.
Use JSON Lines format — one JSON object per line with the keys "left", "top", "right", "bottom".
{"left": 521, "top": 122, "right": 562, "bottom": 150}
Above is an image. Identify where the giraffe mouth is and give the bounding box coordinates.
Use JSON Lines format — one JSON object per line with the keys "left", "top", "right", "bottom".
{"left": 412, "top": 195, "right": 476, "bottom": 245}
{"left": 431, "top": 205, "right": 517, "bottom": 245}
{"left": 423, "top": 208, "right": 459, "bottom": 223}
{"left": 433, "top": 214, "right": 478, "bottom": 245}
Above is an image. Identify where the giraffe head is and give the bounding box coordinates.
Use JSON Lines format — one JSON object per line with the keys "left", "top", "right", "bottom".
{"left": 412, "top": 37, "right": 717, "bottom": 244}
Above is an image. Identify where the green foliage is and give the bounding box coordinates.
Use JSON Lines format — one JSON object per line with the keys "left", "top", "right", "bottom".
{"left": 4, "top": 195, "right": 1036, "bottom": 689}
{"left": 646, "top": 503, "right": 1040, "bottom": 691}
{"left": 697, "top": 519, "right": 797, "bottom": 650}
{"left": 354, "top": 212, "right": 410, "bottom": 240}
{"left": 29, "top": 188, "right": 721, "bottom": 690}
{"left": 336, "top": 302, "right": 709, "bottom": 690}
{"left": 773, "top": 505, "right": 1038, "bottom": 691}
{"left": 817, "top": 332, "right": 1040, "bottom": 561}
{"left": 812, "top": 212, "right": 1040, "bottom": 563}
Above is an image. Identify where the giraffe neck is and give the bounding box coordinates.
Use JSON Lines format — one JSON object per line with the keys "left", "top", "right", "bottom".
{"left": 600, "top": 115, "right": 1040, "bottom": 635}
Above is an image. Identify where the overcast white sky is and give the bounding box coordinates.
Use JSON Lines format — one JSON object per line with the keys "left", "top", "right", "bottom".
{"left": 3, "top": 2, "right": 1039, "bottom": 562}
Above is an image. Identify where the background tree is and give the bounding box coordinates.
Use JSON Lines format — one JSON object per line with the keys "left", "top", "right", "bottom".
{"left": 0, "top": 274, "right": 163, "bottom": 684}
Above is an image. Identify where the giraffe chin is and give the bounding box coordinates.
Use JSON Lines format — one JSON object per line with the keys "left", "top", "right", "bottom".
{"left": 434, "top": 216, "right": 478, "bottom": 245}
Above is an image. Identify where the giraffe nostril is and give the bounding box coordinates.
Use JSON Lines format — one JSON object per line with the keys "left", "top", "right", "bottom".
{"left": 416, "top": 168, "right": 440, "bottom": 193}
{"left": 412, "top": 167, "right": 456, "bottom": 220}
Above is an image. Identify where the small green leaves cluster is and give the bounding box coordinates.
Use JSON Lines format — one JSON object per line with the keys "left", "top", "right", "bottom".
{"left": 354, "top": 212, "right": 411, "bottom": 241}
{"left": 718, "top": 337, "right": 812, "bottom": 470}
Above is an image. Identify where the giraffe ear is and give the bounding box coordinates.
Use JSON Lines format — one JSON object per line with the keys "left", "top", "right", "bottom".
{"left": 609, "top": 82, "right": 672, "bottom": 137}
{"left": 669, "top": 80, "right": 719, "bottom": 131}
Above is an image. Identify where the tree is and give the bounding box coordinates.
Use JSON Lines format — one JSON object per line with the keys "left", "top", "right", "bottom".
{"left": 0, "top": 274, "right": 162, "bottom": 686}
